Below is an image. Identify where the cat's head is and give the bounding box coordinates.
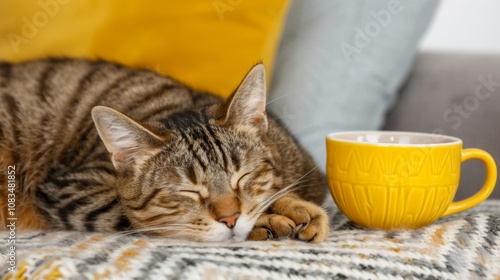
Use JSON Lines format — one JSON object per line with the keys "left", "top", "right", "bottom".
{"left": 91, "top": 64, "right": 284, "bottom": 242}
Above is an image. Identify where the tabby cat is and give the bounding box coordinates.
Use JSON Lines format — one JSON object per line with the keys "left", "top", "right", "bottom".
{"left": 0, "top": 59, "right": 329, "bottom": 242}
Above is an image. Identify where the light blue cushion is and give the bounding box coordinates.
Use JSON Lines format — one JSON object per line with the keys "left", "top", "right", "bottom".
{"left": 268, "top": 0, "right": 438, "bottom": 170}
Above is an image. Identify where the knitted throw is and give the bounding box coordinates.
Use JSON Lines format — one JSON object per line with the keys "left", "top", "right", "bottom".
{"left": 1, "top": 199, "right": 499, "bottom": 279}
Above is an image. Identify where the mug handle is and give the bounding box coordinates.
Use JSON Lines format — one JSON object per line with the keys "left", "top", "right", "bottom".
{"left": 442, "top": 148, "right": 497, "bottom": 217}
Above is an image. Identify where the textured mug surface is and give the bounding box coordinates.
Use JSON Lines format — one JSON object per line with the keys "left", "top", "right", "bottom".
{"left": 326, "top": 131, "right": 497, "bottom": 230}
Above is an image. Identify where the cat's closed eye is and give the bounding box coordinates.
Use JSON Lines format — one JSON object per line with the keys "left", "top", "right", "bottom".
{"left": 236, "top": 173, "right": 251, "bottom": 189}
{"left": 179, "top": 189, "right": 204, "bottom": 202}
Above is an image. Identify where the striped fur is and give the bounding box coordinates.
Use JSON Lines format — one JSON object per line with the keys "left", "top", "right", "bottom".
{"left": 0, "top": 59, "right": 328, "bottom": 242}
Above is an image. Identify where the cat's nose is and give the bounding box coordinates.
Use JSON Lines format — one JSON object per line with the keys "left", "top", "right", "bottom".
{"left": 218, "top": 212, "right": 240, "bottom": 229}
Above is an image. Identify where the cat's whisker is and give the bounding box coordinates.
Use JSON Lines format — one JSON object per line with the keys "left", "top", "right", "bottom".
{"left": 255, "top": 182, "right": 303, "bottom": 214}
{"left": 110, "top": 224, "right": 200, "bottom": 237}
{"left": 252, "top": 165, "right": 320, "bottom": 215}
{"left": 167, "top": 231, "right": 202, "bottom": 241}
{"left": 278, "top": 168, "right": 320, "bottom": 176}
{"left": 282, "top": 164, "right": 320, "bottom": 186}
{"left": 265, "top": 92, "right": 294, "bottom": 106}
{"left": 280, "top": 177, "right": 317, "bottom": 184}
{"left": 249, "top": 180, "right": 303, "bottom": 217}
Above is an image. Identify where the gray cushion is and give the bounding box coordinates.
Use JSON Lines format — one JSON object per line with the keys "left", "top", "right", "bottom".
{"left": 384, "top": 52, "right": 500, "bottom": 200}
{"left": 268, "top": 0, "right": 438, "bottom": 169}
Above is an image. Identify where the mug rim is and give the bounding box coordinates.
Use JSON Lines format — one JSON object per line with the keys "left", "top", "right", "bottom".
{"left": 326, "top": 131, "right": 462, "bottom": 147}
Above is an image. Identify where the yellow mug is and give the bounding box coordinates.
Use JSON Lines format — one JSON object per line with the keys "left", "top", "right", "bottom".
{"left": 326, "top": 131, "right": 497, "bottom": 230}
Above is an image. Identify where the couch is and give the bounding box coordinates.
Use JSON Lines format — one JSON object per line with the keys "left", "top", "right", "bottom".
{"left": 1, "top": 52, "right": 499, "bottom": 279}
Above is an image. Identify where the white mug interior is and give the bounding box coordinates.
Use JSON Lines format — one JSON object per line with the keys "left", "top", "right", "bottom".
{"left": 327, "top": 131, "right": 462, "bottom": 146}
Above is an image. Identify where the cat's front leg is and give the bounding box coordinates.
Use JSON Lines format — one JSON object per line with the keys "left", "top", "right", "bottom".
{"left": 248, "top": 194, "right": 329, "bottom": 242}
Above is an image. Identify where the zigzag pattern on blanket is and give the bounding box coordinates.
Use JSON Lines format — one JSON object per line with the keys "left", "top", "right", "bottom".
{"left": 1, "top": 200, "right": 500, "bottom": 280}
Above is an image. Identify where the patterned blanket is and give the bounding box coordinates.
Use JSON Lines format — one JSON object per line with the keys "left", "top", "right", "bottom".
{"left": 1, "top": 199, "right": 500, "bottom": 280}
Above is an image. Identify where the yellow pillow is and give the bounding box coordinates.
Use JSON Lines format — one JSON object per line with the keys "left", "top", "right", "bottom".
{"left": 0, "top": 0, "right": 289, "bottom": 97}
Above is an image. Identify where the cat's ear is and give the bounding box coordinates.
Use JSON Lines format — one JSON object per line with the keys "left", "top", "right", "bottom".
{"left": 224, "top": 63, "right": 268, "bottom": 132}
{"left": 91, "top": 106, "right": 164, "bottom": 173}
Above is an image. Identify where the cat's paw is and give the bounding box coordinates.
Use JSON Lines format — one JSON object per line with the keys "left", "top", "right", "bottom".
{"left": 248, "top": 196, "right": 329, "bottom": 243}
{"left": 247, "top": 214, "right": 296, "bottom": 241}
{"left": 275, "top": 197, "right": 329, "bottom": 242}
